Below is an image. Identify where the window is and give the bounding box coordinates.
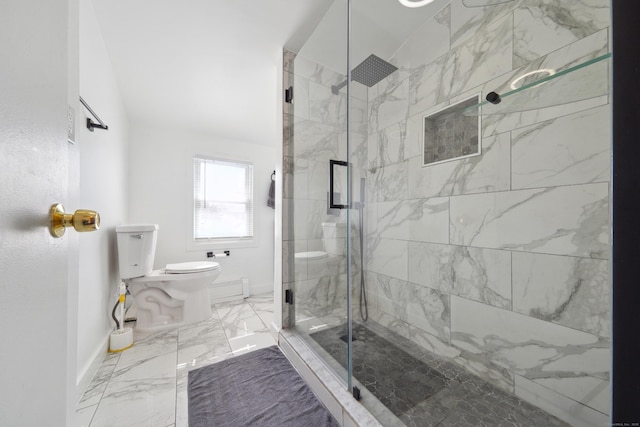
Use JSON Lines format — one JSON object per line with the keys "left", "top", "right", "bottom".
{"left": 193, "top": 156, "right": 253, "bottom": 241}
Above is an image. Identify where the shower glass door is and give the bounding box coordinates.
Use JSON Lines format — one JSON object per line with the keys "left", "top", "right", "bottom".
{"left": 346, "top": 0, "right": 611, "bottom": 425}
{"left": 284, "top": 0, "right": 351, "bottom": 386}
{"left": 345, "top": 2, "right": 460, "bottom": 423}
{"left": 286, "top": 0, "right": 611, "bottom": 425}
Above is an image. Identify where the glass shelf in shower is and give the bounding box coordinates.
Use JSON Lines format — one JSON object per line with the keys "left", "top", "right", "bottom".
{"left": 462, "top": 53, "right": 611, "bottom": 116}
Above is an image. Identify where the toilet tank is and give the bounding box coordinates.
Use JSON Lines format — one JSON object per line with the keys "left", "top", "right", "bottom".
{"left": 321, "top": 222, "right": 346, "bottom": 255}
{"left": 115, "top": 224, "right": 159, "bottom": 279}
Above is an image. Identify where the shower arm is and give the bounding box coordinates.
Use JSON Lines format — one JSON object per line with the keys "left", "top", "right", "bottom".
{"left": 331, "top": 79, "right": 348, "bottom": 95}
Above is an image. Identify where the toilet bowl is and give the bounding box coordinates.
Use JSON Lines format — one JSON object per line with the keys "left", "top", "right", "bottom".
{"left": 295, "top": 251, "right": 329, "bottom": 279}
{"left": 127, "top": 261, "right": 221, "bottom": 330}
{"left": 116, "top": 224, "right": 222, "bottom": 331}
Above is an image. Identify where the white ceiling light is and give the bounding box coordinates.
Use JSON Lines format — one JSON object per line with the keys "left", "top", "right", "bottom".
{"left": 398, "top": 0, "right": 436, "bottom": 7}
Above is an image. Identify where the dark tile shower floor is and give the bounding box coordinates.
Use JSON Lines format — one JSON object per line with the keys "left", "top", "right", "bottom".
{"left": 310, "top": 323, "right": 569, "bottom": 427}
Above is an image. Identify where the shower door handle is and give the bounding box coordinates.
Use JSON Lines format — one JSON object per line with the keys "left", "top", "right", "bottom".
{"left": 329, "top": 159, "right": 349, "bottom": 209}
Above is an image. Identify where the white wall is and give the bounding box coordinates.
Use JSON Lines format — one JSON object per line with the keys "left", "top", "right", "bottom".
{"left": 76, "top": 0, "right": 129, "bottom": 388}
{"left": 128, "top": 125, "right": 276, "bottom": 295}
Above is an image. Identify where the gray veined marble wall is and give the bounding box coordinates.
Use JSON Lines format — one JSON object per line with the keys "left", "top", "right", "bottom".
{"left": 364, "top": 0, "right": 611, "bottom": 426}
{"left": 284, "top": 0, "right": 610, "bottom": 425}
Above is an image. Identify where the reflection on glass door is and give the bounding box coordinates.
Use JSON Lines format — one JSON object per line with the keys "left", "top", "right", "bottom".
{"left": 282, "top": 0, "right": 351, "bottom": 386}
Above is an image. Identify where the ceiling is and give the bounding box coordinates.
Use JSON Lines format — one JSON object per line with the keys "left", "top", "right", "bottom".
{"left": 91, "top": 0, "right": 329, "bottom": 145}
{"left": 91, "top": 0, "right": 448, "bottom": 146}
{"left": 299, "top": 0, "right": 449, "bottom": 74}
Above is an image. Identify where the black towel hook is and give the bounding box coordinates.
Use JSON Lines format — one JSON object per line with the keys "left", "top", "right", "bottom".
{"left": 271, "top": 170, "right": 276, "bottom": 181}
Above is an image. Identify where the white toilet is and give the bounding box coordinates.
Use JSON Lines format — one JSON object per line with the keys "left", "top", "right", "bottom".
{"left": 294, "top": 222, "right": 347, "bottom": 279}
{"left": 116, "top": 224, "right": 221, "bottom": 331}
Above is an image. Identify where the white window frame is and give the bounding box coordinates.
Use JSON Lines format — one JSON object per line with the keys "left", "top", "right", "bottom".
{"left": 188, "top": 154, "right": 257, "bottom": 251}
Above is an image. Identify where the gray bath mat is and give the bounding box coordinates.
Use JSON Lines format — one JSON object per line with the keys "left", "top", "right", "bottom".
{"left": 188, "top": 345, "right": 340, "bottom": 427}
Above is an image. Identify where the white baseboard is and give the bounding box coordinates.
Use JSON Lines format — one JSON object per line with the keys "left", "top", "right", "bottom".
{"left": 209, "top": 278, "right": 273, "bottom": 303}
{"left": 209, "top": 277, "right": 249, "bottom": 303}
{"left": 76, "top": 331, "right": 110, "bottom": 404}
{"left": 250, "top": 281, "right": 274, "bottom": 296}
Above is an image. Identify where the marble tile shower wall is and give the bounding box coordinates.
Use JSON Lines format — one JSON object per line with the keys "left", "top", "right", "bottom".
{"left": 364, "top": 1, "right": 610, "bottom": 426}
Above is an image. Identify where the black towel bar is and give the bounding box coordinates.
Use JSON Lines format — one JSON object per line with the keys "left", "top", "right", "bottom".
{"left": 79, "top": 96, "right": 109, "bottom": 132}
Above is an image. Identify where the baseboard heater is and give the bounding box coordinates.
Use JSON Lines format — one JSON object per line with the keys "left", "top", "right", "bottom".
{"left": 209, "top": 277, "right": 250, "bottom": 303}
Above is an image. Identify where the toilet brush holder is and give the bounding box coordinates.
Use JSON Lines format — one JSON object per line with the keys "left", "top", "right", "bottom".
{"left": 109, "top": 327, "right": 133, "bottom": 352}
{"left": 110, "top": 281, "right": 133, "bottom": 352}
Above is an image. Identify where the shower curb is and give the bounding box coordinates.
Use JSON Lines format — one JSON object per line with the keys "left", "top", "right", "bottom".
{"left": 278, "top": 329, "right": 383, "bottom": 427}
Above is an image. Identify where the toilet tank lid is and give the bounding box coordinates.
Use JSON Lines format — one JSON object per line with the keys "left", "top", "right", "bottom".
{"left": 294, "top": 251, "right": 328, "bottom": 260}
{"left": 321, "top": 222, "right": 346, "bottom": 228}
{"left": 116, "top": 224, "right": 159, "bottom": 233}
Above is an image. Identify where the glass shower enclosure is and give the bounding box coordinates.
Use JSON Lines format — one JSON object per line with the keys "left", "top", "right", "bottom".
{"left": 283, "top": 0, "right": 611, "bottom": 425}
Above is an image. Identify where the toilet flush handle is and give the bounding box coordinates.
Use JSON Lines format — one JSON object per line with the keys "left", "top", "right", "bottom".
{"left": 49, "top": 203, "right": 100, "bottom": 238}
{"left": 130, "top": 234, "right": 143, "bottom": 239}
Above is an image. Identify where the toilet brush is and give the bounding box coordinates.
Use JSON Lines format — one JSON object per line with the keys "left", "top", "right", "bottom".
{"left": 109, "top": 281, "right": 134, "bottom": 352}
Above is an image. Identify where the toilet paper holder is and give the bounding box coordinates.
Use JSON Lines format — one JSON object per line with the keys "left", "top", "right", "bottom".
{"left": 49, "top": 203, "right": 100, "bottom": 238}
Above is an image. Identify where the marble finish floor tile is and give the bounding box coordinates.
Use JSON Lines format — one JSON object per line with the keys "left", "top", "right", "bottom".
{"left": 77, "top": 352, "right": 120, "bottom": 409}
{"left": 90, "top": 375, "right": 176, "bottom": 427}
{"left": 76, "top": 404, "right": 97, "bottom": 427}
{"left": 247, "top": 297, "right": 276, "bottom": 327}
{"left": 76, "top": 294, "right": 276, "bottom": 427}
{"left": 228, "top": 328, "right": 279, "bottom": 356}
{"left": 310, "top": 322, "right": 569, "bottom": 427}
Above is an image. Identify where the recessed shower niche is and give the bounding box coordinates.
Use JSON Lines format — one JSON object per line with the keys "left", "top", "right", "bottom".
{"left": 422, "top": 95, "right": 481, "bottom": 166}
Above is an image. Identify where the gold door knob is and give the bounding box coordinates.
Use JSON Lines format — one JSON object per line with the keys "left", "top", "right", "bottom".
{"left": 49, "top": 203, "right": 100, "bottom": 238}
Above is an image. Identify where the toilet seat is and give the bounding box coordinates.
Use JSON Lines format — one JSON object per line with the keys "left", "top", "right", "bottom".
{"left": 165, "top": 261, "right": 220, "bottom": 274}
{"left": 294, "top": 251, "right": 328, "bottom": 260}
{"left": 128, "top": 262, "right": 220, "bottom": 283}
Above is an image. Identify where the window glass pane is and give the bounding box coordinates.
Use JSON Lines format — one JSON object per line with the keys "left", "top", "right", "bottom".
{"left": 194, "top": 156, "right": 253, "bottom": 240}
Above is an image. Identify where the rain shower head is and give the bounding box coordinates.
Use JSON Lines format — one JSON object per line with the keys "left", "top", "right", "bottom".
{"left": 331, "top": 54, "right": 398, "bottom": 95}
{"left": 352, "top": 54, "right": 398, "bottom": 86}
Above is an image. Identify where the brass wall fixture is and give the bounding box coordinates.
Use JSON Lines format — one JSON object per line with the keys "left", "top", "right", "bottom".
{"left": 49, "top": 203, "right": 100, "bottom": 238}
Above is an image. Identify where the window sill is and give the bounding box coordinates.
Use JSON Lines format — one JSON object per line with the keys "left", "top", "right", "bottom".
{"left": 186, "top": 237, "right": 258, "bottom": 252}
